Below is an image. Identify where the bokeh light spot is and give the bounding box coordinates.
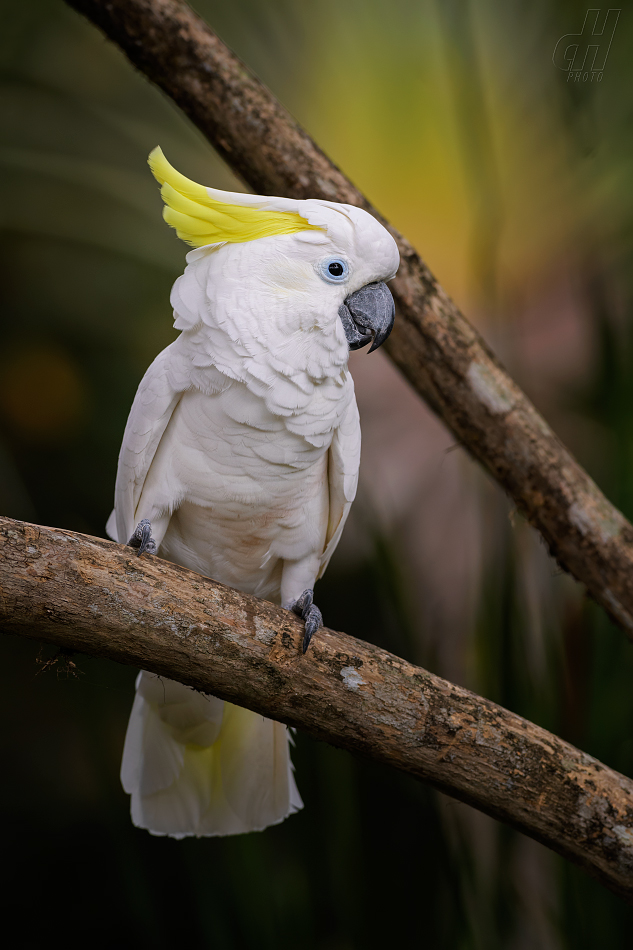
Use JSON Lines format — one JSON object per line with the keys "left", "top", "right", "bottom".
{"left": 0, "top": 346, "right": 87, "bottom": 441}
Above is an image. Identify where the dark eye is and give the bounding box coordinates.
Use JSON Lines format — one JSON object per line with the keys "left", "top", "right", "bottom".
{"left": 319, "top": 257, "right": 349, "bottom": 283}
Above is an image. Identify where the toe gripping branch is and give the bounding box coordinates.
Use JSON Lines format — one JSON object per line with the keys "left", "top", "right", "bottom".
{"left": 291, "top": 589, "right": 323, "bottom": 654}
{"left": 128, "top": 519, "right": 157, "bottom": 556}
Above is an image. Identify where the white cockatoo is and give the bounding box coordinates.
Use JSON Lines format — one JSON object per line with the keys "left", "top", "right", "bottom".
{"left": 107, "top": 148, "right": 399, "bottom": 838}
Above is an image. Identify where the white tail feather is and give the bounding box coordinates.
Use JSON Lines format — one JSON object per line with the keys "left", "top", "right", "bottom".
{"left": 121, "top": 672, "right": 303, "bottom": 837}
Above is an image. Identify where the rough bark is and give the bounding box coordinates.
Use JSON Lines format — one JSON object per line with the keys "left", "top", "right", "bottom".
{"left": 62, "top": 0, "right": 633, "bottom": 641}
{"left": 1, "top": 515, "right": 632, "bottom": 900}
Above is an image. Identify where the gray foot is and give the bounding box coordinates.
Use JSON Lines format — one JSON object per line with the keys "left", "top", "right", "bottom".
{"left": 128, "top": 519, "right": 157, "bottom": 556}
{"left": 291, "top": 589, "right": 323, "bottom": 654}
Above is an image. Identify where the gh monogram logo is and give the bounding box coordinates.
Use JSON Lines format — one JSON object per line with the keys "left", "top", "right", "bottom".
{"left": 552, "top": 9, "right": 621, "bottom": 82}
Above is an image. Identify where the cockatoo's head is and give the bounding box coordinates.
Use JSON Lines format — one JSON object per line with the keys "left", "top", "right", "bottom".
{"left": 149, "top": 149, "right": 399, "bottom": 359}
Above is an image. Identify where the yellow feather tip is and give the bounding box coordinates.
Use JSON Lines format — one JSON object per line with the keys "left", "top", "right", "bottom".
{"left": 147, "top": 147, "right": 321, "bottom": 247}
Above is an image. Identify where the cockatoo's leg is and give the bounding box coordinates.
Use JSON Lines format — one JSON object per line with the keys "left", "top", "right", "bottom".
{"left": 281, "top": 558, "right": 323, "bottom": 654}
{"left": 290, "top": 590, "right": 322, "bottom": 654}
{"left": 128, "top": 519, "right": 158, "bottom": 556}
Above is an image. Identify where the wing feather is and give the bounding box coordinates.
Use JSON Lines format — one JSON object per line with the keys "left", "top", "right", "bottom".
{"left": 108, "top": 344, "right": 187, "bottom": 545}
{"left": 318, "top": 397, "right": 361, "bottom": 578}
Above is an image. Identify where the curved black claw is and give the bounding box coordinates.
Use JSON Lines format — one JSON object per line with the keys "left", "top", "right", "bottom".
{"left": 128, "top": 519, "right": 157, "bottom": 556}
{"left": 291, "top": 589, "right": 323, "bottom": 654}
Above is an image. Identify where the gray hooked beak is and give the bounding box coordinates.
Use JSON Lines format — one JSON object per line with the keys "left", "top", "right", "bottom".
{"left": 338, "top": 281, "right": 395, "bottom": 352}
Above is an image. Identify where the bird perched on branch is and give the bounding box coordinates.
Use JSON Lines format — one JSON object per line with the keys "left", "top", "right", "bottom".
{"left": 107, "top": 148, "right": 399, "bottom": 837}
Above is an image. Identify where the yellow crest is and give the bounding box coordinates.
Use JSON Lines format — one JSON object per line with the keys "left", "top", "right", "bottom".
{"left": 148, "top": 147, "right": 321, "bottom": 247}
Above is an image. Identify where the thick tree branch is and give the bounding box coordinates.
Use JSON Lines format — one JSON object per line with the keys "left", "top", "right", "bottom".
{"left": 1, "top": 515, "right": 633, "bottom": 900}
{"left": 63, "top": 0, "right": 633, "bottom": 641}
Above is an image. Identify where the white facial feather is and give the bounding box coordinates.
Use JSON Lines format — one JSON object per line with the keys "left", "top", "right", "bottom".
{"left": 171, "top": 200, "right": 398, "bottom": 427}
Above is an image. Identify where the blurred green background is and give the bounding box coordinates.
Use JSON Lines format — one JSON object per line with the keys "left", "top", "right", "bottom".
{"left": 1, "top": 0, "right": 633, "bottom": 946}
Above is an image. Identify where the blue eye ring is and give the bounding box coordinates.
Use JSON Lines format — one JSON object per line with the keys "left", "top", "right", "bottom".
{"left": 319, "top": 257, "right": 349, "bottom": 283}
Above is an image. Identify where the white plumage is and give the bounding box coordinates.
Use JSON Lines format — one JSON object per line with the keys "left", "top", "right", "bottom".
{"left": 108, "top": 151, "right": 399, "bottom": 837}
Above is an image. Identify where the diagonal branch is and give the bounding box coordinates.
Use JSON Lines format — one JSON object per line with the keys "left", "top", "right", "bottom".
{"left": 63, "top": 0, "right": 633, "bottom": 641}
{"left": 2, "top": 514, "right": 633, "bottom": 901}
